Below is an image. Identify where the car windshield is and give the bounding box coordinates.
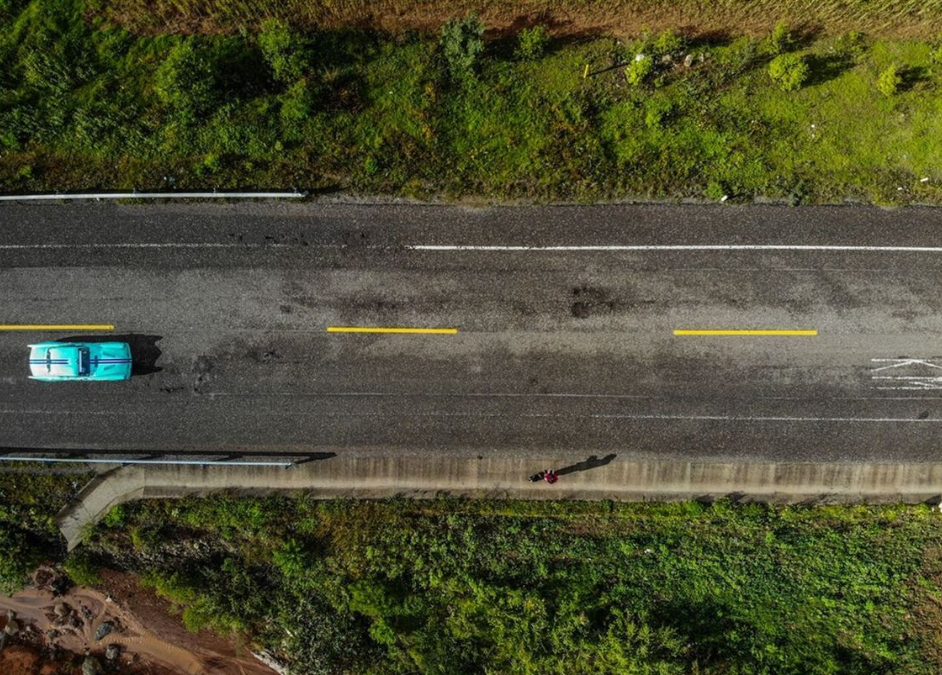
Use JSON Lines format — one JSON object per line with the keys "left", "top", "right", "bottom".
{"left": 77, "top": 347, "right": 90, "bottom": 376}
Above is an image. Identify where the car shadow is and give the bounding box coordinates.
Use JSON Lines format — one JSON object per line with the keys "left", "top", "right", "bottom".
{"left": 58, "top": 334, "right": 163, "bottom": 376}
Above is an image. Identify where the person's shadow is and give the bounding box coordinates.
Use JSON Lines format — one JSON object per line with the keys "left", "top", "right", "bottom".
{"left": 59, "top": 334, "right": 163, "bottom": 376}
{"left": 556, "top": 453, "right": 617, "bottom": 476}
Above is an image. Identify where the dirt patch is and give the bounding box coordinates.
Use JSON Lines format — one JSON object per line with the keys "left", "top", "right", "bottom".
{"left": 96, "top": 0, "right": 942, "bottom": 38}
{"left": 0, "top": 569, "right": 279, "bottom": 675}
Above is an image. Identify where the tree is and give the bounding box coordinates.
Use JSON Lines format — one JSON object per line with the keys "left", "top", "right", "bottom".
{"left": 440, "top": 15, "right": 485, "bottom": 81}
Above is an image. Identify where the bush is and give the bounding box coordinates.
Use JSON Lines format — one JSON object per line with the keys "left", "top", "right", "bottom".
{"left": 439, "top": 14, "right": 485, "bottom": 80}
{"left": 835, "top": 30, "right": 867, "bottom": 60}
{"left": 63, "top": 551, "right": 101, "bottom": 586}
{"left": 716, "top": 37, "right": 756, "bottom": 78}
{"left": 0, "top": 525, "right": 40, "bottom": 594}
{"left": 877, "top": 64, "right": 902, "bottom": 97}
{"left": 515, "top": 25, "right": 549, "bottom": 61}
{"left": 653, "top": 29, "right": 685, "bottom": 57}
{"left": 625, "top": 54, "right": 653, "bottom": 87}
{"left": 768, "top": 53, "right": 808, "bottom": 91}
{"left": 258, "top": 19, "right": 308, "bottom": 83}
{"left": 154, "top": 39, "right": 218, "bottom": 115}
{"left": 767, "top": 21, "right": 793, "bottom": 55}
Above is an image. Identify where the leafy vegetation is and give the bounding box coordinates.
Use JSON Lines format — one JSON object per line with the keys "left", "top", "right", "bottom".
{"left": 768, "top": 53, "right": 809, "bottom": 91}
{"left": 1, "top": 0, "right": 942, "bottom": 203}
{"left": 78, "top": 497, "right": 942, "bottom": 675}
{"left": 0, "top": 470, "right": 89, "bottom": 593}
{"left": 877, "top": 64, "right": 903, "bottom": 96}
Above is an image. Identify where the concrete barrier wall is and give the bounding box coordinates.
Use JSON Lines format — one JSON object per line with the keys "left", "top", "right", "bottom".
{"left": 57, "top": 456, "right": 942, "bottom": 550}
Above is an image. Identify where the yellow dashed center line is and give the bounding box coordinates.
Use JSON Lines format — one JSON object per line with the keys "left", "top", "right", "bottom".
{"left": 327, "top": 326, "right": 458, "bottom": 335}
{"left": 674, "top": 329, "right": 818, "bottom": 336}
{"left": 0, "top": 324, "right": 115, "bottom": 331}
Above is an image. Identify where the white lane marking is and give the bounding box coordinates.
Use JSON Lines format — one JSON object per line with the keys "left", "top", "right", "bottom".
{"left": 410, "top": 245, "right": 942, "bottom": 252}
{"left": 0, "top": 409, "right": 937, "bottom": 423}
{"left": 0, "top": 243, "right": 301, "bottom": 250}
{"left": 3, "top": 242, "right": 942, "bottom": 253}
{"left": 204, "top": 391, "right": 942, "bottom": 401}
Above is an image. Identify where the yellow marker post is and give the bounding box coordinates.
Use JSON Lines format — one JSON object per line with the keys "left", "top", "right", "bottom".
{"left": 327, "top": 326, "right": 458, "bottom": 335}
{"left": 0, "top": 324, "right": 114, "bottom": 331}
{"left": 583, "top": 64, "right": 590, "bottom": 79}
{"left": 674, "top": 329, "right": 817, "bottom": 336}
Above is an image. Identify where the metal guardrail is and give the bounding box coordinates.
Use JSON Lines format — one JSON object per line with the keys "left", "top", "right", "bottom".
{"left": 0, "top": 191, "right": 306, "bottom": 202}
{"left": 0, "top": 456, "right": 295, "bottom": 468}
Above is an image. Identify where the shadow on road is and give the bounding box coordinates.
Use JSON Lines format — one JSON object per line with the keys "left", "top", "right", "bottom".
{"left": 59, "top": 333, "right": 163, "bottom": 376}
{"left": 556, "top": 453, "right": 617, "bottom": 476}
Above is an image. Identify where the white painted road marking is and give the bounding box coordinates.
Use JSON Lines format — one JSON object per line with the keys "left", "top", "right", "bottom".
{"left": 4, "top": 243, "right": 942, "bottom": 252}
{"left": 1, "top": 409, "right": 938, "bottom": 423}
{"left": 410, "top": 245, "right": 942, "bottom": 252}
{"left": 0, "top": 243, "right": 300, "bottom": 250}
{"left": 871, "top": 358, "right": 942, "bottom": 372}
{"left": 871, "top": 358, "right": 942, "bottom": 390}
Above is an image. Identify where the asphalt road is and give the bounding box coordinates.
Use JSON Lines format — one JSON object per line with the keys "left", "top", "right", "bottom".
{"left": 1, "top": 202, "right": 942, "bottom": 462}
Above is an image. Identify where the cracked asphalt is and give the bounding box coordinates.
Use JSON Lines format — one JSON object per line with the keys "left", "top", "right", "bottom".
{"left": 1, "top": 202, "right": 942, "bottom": 461}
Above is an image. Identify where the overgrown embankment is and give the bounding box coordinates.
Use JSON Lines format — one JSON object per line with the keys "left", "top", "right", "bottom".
{"left": 6, "top": 473, "right": 942, "bottom": 674}
{"left": 1, "top": 0, "right": 942, "bottom": 203}
{"left": 71, "top": 497, "right": 942, "bottom": 675}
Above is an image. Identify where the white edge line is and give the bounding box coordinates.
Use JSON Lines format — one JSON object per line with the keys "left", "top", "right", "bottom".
{"left": 1, "top": 409, "right": 938, "bottom": 423}
{"left": 409, "top": 244, "right": 942, "bottom": 253}
{"left": 0, "top": 192, "right": 306, "bottom": 201}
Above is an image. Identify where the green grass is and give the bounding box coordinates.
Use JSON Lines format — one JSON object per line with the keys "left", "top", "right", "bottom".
{"left": 1, "top": 0, "right": 942, "bottom": 203}
{"left": 79, "top": 497, "right": 942, "bottom": 675}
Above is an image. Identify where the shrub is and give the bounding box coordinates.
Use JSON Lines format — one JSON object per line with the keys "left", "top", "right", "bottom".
{"left": 835, "top": 30, "right": 867, "bottom": 60}
{"left": 154, "top": 39, "right": 217, "bottom": 115}
{"left": 877, "top": 64, "right": 902, "bottom": 97}
{"left": 0, "top": 525, "right": 40, "bottom": 594}
{"left": 258, "top": 19, "right": 308, "bottom": 83}
{"left": 767, "top": 21, "right": 793, "bottom": 55}
{"left": 101, "top": 504, "right": 126, "bottom": 529}
{"left": 716, "top": 37, "right": 756, "bottom": 79}
{"left": 515, "top": 25, "right": 549, "bottom": 61}
{"left": 63, "top": 551, "right": 101, "bottom": 586}
{"left": 625, "top": 54, "right": 653, "bottom": 87}
{"left": 653, "top": 29, "right": 685, "bottom": 57}
{"left": 279, "top": 79, "right": 313, "bottom": 126}
{"left": 768, "top": 53, "right": 808, "bottom": 91}
{"left": 439, "top": 14, "right": 485, "bottom": 80}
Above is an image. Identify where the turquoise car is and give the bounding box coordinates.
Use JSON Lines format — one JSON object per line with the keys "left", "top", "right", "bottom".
{"left": 28, "top": 341, "right": 132, "bottom": 382}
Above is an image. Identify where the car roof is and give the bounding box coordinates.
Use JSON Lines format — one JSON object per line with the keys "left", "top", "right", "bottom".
{"left": 29, "top": 344, "right": 80, "bottom": 378}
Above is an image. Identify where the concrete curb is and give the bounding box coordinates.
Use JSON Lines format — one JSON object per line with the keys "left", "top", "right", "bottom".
{"left": 56, "top": 456, "right": 942, "bottom": 550}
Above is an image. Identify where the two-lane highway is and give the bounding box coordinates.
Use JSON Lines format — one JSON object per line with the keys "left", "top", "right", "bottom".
{"left": 1, "top": 202, "right": 941, "bottom": 461}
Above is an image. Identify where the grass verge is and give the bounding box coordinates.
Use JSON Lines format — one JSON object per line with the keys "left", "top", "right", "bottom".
{"left": 72, "top": 496, "right": 942, "bottom": 675}
{"left": 1, "top": 1, "right": 942, "bottom": 203}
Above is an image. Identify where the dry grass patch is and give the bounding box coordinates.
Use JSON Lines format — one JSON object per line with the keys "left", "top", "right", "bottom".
{"left": 93, "top": 0, "right": 942, "bottom": 37}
